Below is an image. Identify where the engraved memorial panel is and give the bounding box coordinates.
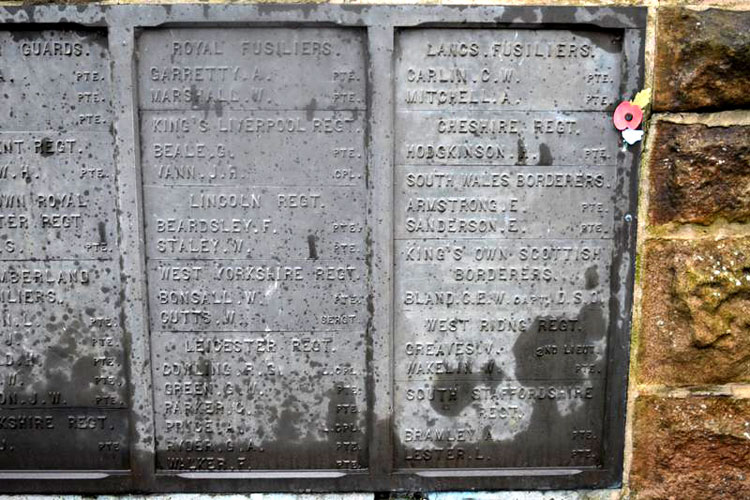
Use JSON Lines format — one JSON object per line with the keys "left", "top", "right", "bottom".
{"left": 0, "top": 28, "right": 129, "bottom": 470}
{"left": 137, "top": 27, "right": 370, "bottom": 472}
{"left": 0, "top": 5, "right": 644, "bottom": 492}
{"left": 394, "top": 28, "right": 627, "bottom": 470}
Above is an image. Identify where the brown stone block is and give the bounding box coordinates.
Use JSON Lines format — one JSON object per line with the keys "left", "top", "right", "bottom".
{"left": 648, "top": 121, "right": 750, "bottom": 225}
{"left": 639, "top": 238, "right": 750, "bottom": 385}
{"left": 631, "top": 396, "right": 750, "bottom": 499}
{"left": 654, "top": 8, "right": 750, "bottom": 111}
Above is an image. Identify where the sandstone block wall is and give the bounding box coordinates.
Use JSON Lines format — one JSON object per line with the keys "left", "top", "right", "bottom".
{"left": 629, "top": 6, "right": 750, "bottom": 499}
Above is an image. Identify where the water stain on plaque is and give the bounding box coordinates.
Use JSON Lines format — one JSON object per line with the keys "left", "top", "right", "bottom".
{"left": 516, "top": 137, "right": 528, "bottom": 165}
{"left": 275, "top": 406, "right": 304, "bottom": 442}
{"left": 97, "top": 221, "right": 107, "bottom": 244}
{"left": 509, "top": 9, "right": 543, "bottom": 24}
{"left": 585, "top": 265, "right": 600, "bottom": 289}
{"left": 187, "top": 84, "right": 225, "bottom": 117}
{"left": 35, "top": 313, "right": 104, "bottom": 405}
{"left": 245, "top": 385, "right": 367, "bottom": 470}
{"left": 569, "top": 29, "right": 623, "bottom": 54}
{"left": 493, "top": 384, "right": 601, "bottom": 468}
{"left": 537, "top": 143, "right": 553, "bottom": 166}
{"left": 427, "top": 361, "right": 506, "bottom": 418}
{"left": 434, "top": 303, "right": 610, "bottom": 467}
{"left": 307, "top": 234, "right": 319, "bottom": 260}
{"left": 305, "top": 98, "right": 318, "bottom": 121}
{"left": 38, "top": 137, "right": 55, "bottom": 157}
{"left": 394, "top": 360, "right": 508, "bottom": 467}
{"left": 513, "top": 303, "right": 607, "bottom": 381}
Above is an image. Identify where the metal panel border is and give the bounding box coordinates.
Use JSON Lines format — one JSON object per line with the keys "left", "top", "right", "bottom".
{"left": 0, "top": 4, "right": 645, "bottom": 493}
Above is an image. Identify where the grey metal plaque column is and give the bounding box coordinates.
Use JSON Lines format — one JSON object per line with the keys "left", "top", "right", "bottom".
{"left": 0, "top": 28, "right": 130, "bottom": 471}
{"left": 392, "top": 27, "right": 635, "bottom": 481}
{"left": 136, "top": 26, "right": 371, "bottom": 473}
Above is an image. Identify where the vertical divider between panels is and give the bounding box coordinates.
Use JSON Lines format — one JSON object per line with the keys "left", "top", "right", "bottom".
{"left": 109, "top": 19, "right": 158, "bottom": 491}
{"left": 612, "top": 22, "right": 648, "bottom": 489}
{"left": 367, "top": 22, "right": 396, "bottom": 484}
{"left": 600, "top": 25, "right": 645, "bottom": 488}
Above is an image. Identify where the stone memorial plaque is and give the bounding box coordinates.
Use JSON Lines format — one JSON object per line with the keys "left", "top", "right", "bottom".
{"left": 0, "top": 28, "right": 129, "bottom": 470}
{"left": 393, "top": 27, "right": 632, "bottom": 473}
{"left": 137, "top": 27, "right": 369, "bottom": 472}
{"left": 0, "top": 5, "right": 644, "bottom": 492}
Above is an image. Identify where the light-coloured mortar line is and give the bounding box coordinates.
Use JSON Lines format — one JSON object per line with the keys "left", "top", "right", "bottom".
{"left": 636, "top": 383, "right": 750, "bottom": 398}
{"left": 621, "top": 5, "right": 657, "bottom": 497}
{"left": 645, "top": 222, "right": 750, "bottom": 240}
{"left": 656, "top": 110, "right": 750, "bottom": 126}
{"left": 657, "top": 1, "right": 750, "bottom": 10}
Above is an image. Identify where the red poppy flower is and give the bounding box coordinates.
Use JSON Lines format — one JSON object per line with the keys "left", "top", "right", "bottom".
{"left": 613, "top": 101, "right": 643, "bottom": 131}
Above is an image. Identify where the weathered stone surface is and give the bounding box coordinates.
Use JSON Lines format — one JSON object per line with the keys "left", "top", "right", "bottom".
{"left": 654, "top": 8, "right": 750, "bottom": 111}
{"left": 639, "top": 238, "right": 750, "bottom": 385}
{"left": 648, "top": 121, "right": 750, "bottom": 225}
{"left": 0, "top": 4, "right": 646, "bottom": 492}
{"left": 631, "top": 396, "right": 750, "bottom": 499}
